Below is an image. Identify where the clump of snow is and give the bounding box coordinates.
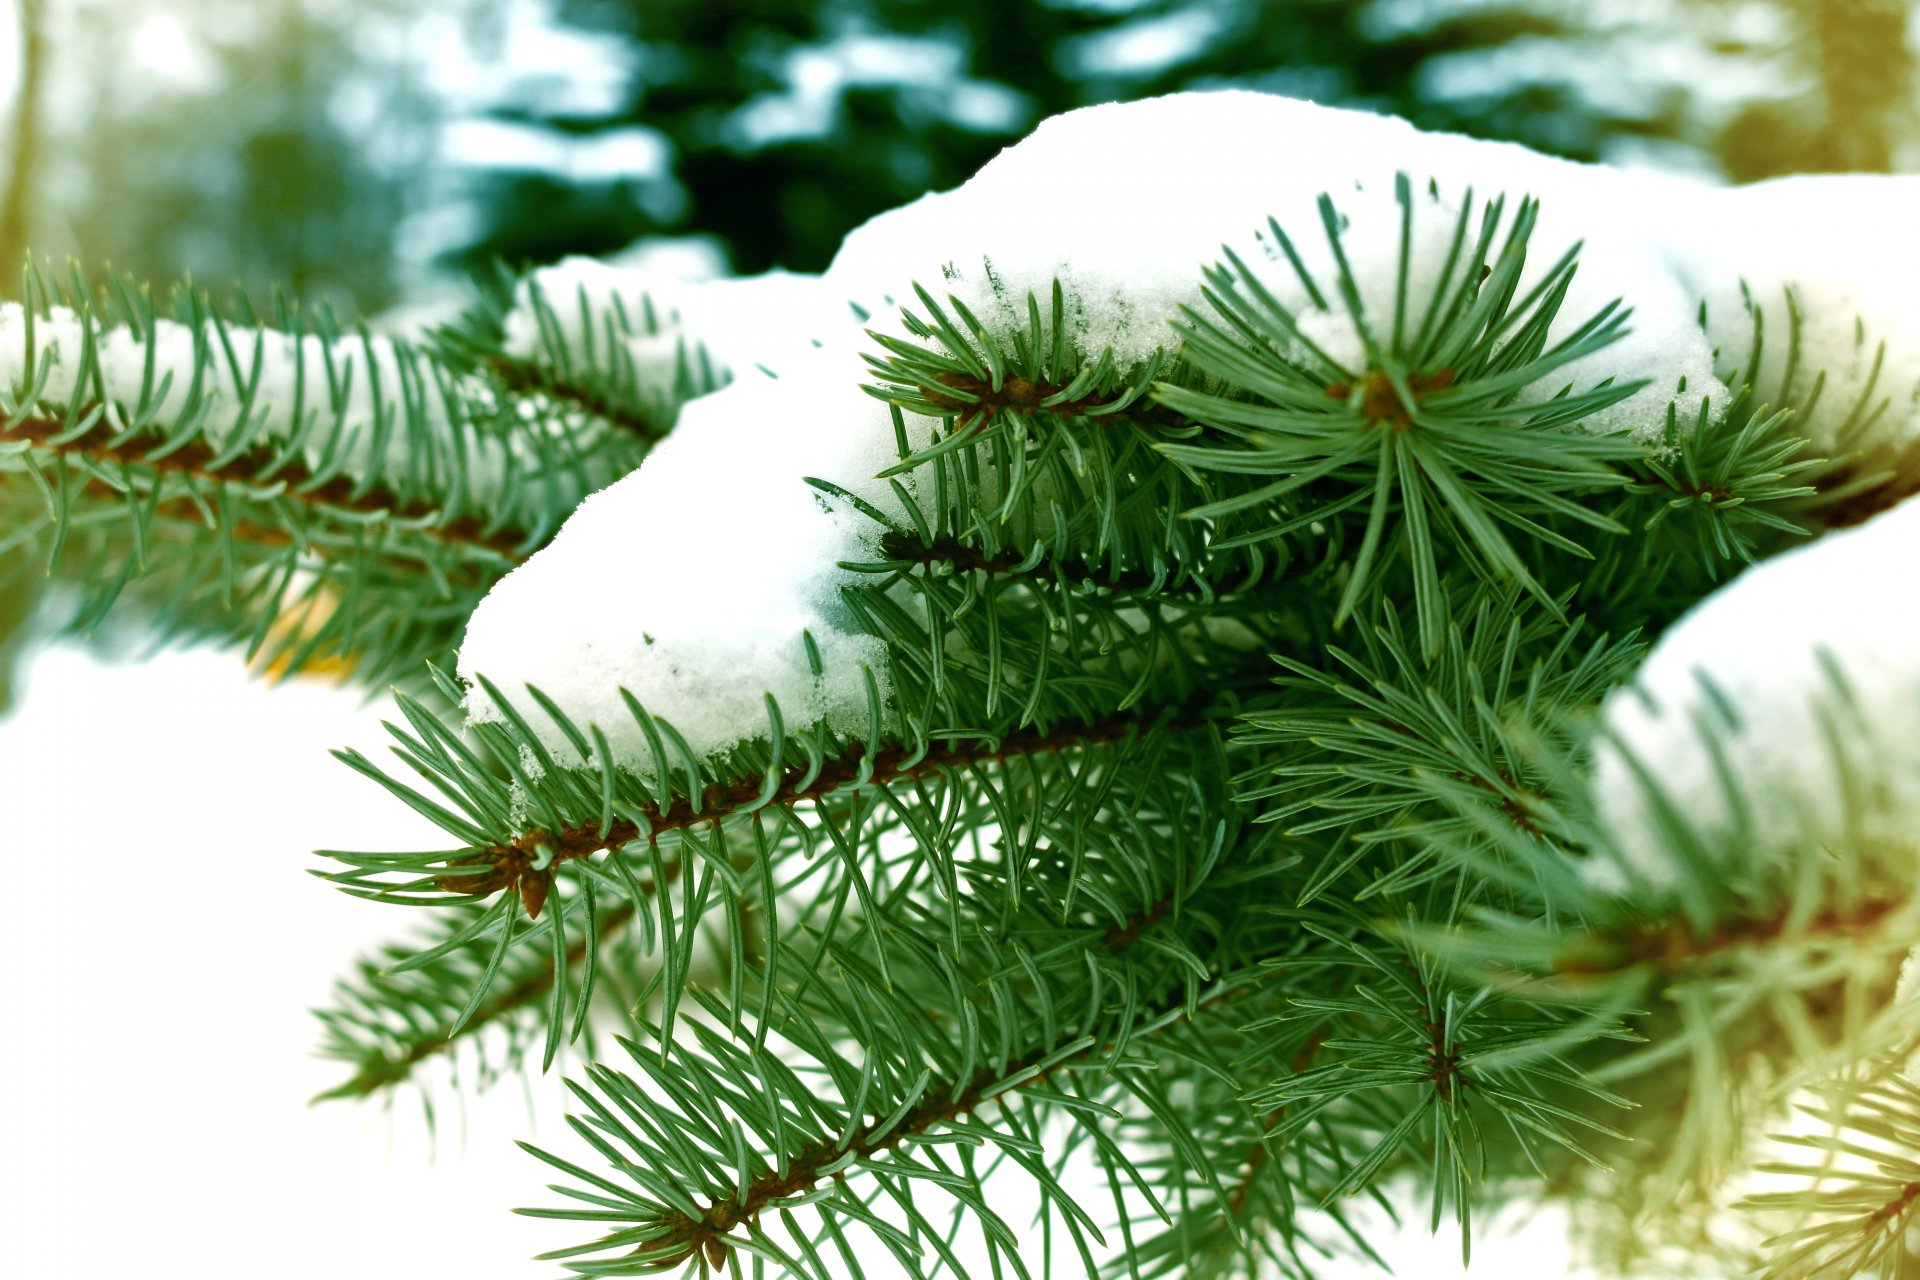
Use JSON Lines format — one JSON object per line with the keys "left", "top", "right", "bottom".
{"left": 1589, "top": 495, "right": 1920, "bottom": 892}
{"left": 500, "top": 258, "right": 860, "bottom": 392}
{"left": 826, "top": 90, "right": 1727, "bottom": 443}
{"left": 1665, "top": 175, "right": 1920, "bottom": 462}
{"left": 458, "top": 346, "right": 939, "bottom": 767}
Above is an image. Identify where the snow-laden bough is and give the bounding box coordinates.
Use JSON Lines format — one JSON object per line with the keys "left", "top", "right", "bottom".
{"left": 456, "top": 90, "right": 1919, "bottom": 773}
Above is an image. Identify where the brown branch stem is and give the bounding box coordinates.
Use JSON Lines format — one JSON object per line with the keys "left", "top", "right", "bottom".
{"left": 2, "top": 412, "right": 529, "bottom": 561}
{"left": 486, "top": 353, "right": 673, "bottom": 445}
{"left": 438, "top": 705, "right": 1175, "bottom": 918}
{"left": 1557, "top": 893, "right": 1903, "bottom": 977}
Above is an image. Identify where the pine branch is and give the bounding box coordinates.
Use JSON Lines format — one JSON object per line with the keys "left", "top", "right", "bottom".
{"left": 1154, "top": 183, "right": 1647, "bottom": 658}
{"left": 430, "top": 704, "right": 1158, "bottom": 918}
{"left": 1222, "top": 1032, "right": 1330, "bottom": 1232}
{"left": 1553, "top": 893, "right": 1905, "bottom": 980}
{"left": 0, "top": 262, "right": 669, "bottom": 682}
{"left": 1237, "top": 586, "right": 1639, "bottom": 907}
{"left": 304, "top": 168, "right": 1920, "bottom": 1280}
{"left": 1, "top": 409, "right": 529, "bottom": 562}
{"left": 484, "top": 352, "right": 678, "bottom": 446}
{"left": 1415, "top": 710, "right": 1920, "bottom": 1224}
{"left": 867, "top": 529, "right": 1196, "bottom": 597}
{"left": 321, "top": 632, "right": 1264, "bottom": 1107}
{"left": 522, "top": 904, "right": 1266, "bottom": 1277}
{"left": 1740, "top": 1067, "right": 1920, "bottom": 1279}
{"left": 433, "top": 261, "right": 728, "bottom": 447}
{"left": 316, "top": 897, "right": 642, "bottom": 1101}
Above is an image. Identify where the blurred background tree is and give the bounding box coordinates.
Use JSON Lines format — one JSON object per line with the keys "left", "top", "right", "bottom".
{"left": 0, "top": 0, "right": 1913, "bottom": 307}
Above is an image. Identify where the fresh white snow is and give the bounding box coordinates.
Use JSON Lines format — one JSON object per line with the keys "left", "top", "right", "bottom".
{"left": 458, "top": 345, "right": 939, "bottom": 766}
{"left": 1667, "top": 175, "right": 1920, "bottom": 461}
{"left": 826, "top": 90, "right": 1728, "bottom": 441}
{"left": 1590, "top": 495, "right": 1920, "bottom": 891}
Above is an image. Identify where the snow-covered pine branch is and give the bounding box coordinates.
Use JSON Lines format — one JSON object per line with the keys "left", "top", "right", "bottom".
{"left": 453, "top": 91, "right": 1737, "bottom": 771}
{"left": 295, "top": 88, "right": 1920, "bottom": 1280}
{"left": 0, "top": 261, "right": 839, "bottom": 683}
{"left": 445, "top": 258, "right": 858, "bottom": 445}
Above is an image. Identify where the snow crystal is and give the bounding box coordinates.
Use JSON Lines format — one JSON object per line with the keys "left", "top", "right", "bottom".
{"left": 826, "top": 90, "right": 1727, "bottom": 442}
{"left": 1589, "top": 495, "right": 1920, "bottom": 891}
{"left": 1666, "top": 175, "right": 1920, "bottom": 462}
{"left": 458, "top": 345, "right": 939, "bottom": 767}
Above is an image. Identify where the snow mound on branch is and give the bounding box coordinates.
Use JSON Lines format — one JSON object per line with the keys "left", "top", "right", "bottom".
{"left": 1590, "top": 496, "right": 1920, "bottom": 891}
{"left": 827, "top": 90, "right": 1726, "bottom": 442}
{"left": 464, "top": 90, "right": 1919, "bottom": 774}
{"left": 458, "top": 346, "right": 940, "bottom": 765}
{"left": 502, "top": 259, "right": 857, "bottom": 386}
{"left": 1669, "top": 175, "right": 1920, "bottom": 461}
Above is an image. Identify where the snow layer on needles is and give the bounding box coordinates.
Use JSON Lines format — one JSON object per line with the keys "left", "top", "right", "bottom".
{"left": 1668, "top": 176, "right": 1920, "bottom": 460}
{"left": 827, "top": 90, "right": 1726, "bottom": 442}
{"left": 457, "top": 91, "right": 1920, "bottom": 774}
{"left": 502, "top": 258, "right": 858, "bottom": 388}
{"left": 459, "top": 346, "right": 938, "bottom": 766}
{"left": 1590, "top": 496, "right": 1920, "bottom": 891}
{"left": 0, "top": 302, "right": 499, "bottom": 486}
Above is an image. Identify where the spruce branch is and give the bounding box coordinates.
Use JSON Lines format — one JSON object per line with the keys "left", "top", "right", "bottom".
{"left": 0, "top": 263, "right": 642, "bottom": 682}
{"left": 323, "top": 306, "right": 1293, "bottom": 1069}
{"left": 432, "top": 261, "right": 728, "bottom": 447}
{"left": 0, "top": 408, "right": 529, "bottom": 561}
{"left": 1691, "top": 279, "right": 1920, "bottom": 535}
{"left": 301, "top": 165, "right": 1920, "bottom": 1280}
{"left": 857, "top": 277, "right": 1308, "bottom": 599}
{"left": 1237, "top": 586, "right": 1640, "bottom": 907}
{"left": 1155, "top": 179, "right": 1648, "bottom": 657}
{"left": 425, "top": 702, "right": 1156, "bottom": 917}
{"left": 322, "top": 644, "right": 1262, "bottom": 1093}
{"left": 1412, "top": 702, "right": 1920, "bottom": 1222}
{"left": 1740, "top": 1066, "right": 1920, "bottom": 1280}
{"left": 1252, "top": 926, "right": 1631, "bottom": 1266}
{"left": 517, "top": 836, "right": 1284, "bottom": 1278}
{"left": 1578, "top": 282, "right": 1920, "bottom": 628}
{"left": 315, "top": 896, "right": 643, "bottom": 1102}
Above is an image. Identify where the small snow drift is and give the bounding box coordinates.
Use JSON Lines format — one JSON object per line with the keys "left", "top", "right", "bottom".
{"left": 1591, "top": 494, "right": 1920, "bottom": 891}
{"left": 458, "top": 346, "right": 940, "bottom": 766}
{"left": 827, "top": 90, "right": 1726, "bottom": 441}
{"left": 1668, "top": 175, "right": 1920, "bottom": 463}
{"left": 500, "top": 259, "right": 855, "bottom": 389}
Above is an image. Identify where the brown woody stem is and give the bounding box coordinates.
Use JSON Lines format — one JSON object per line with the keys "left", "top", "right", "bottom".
{"left": 3, "top": 412, "right": 529, "bottom": 561}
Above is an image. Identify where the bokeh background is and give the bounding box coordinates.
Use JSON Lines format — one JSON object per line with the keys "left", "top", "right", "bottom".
{"left": 4, "top": 0, "right": 1915, "bottom": 318}
{"left": 2, "top": 2, "right": 1919, "bottom": 1277}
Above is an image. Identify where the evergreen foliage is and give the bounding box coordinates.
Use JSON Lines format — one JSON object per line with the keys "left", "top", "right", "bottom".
{"left": 0, "top": 264, "right": 718, "bottom": 689}
{"left": 12, "top": 136, "right": 1920, "bottom": 1279}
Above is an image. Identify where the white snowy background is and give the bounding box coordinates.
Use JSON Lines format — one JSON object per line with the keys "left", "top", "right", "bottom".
{"left": 0, "top": 644, "right": 1590, "bottom": 1278}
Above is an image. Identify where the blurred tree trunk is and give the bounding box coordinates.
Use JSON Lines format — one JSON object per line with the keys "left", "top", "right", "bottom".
{"left": 0, "top": 0, "right": 44, "bottom": 277}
